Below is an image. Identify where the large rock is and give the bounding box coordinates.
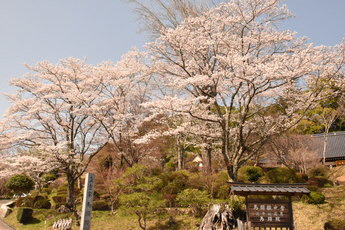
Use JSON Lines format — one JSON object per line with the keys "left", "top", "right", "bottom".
{"left": 199, "top": 204, "right": 236, "bottom": 230}
{"left": 335, "top": 175, "right": 345, "bottom": 185}
{"left": 0, "top": 202, "right": 15, "bottom": 218}
{"left": 57, "top": 205, "right": 71, "bottom": 213}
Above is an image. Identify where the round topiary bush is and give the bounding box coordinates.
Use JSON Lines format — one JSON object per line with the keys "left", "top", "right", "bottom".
{"left": 302, "top": 191, "right": 325, "bottom": 204}
{"left": 34, "top": 199, "right": 51, "bottom": 209}
{"left": 92, "top": 200, "right": 110, "bottom": 211}
{"left": 237, "top": 166, "right": 264, "bottom": 183}
{"left": 265, "top": 167, "right": 304, "bottom": 184}
{"left": 5, "top": 174, "right": 35, "bottom": 194}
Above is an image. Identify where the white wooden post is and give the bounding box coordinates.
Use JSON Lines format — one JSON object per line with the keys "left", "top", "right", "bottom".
{"left": 80, "top": 173, "right": 95, "bottom": 230}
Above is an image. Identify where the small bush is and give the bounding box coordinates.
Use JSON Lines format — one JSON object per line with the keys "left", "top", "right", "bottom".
{"left": 308, "top": 166, "right": 329, "bottom": 178}
{"left": 52, "top": 195, "right": 67, "bottom": 208}
{"left": 306, "top": 185, "right": 319, "bottom": 192}
{"left": 324, "top": 219, "right": 345, "bottom": 230}
{"left": 237, "top": 166, "right": 264, "bottom": 183}
{"left": 176, "top": 189, "right": 210, "bottom": 217}
{"left": 266, "top": 167, "right": 304, "bottom": 184}
{"left": 148, "top": 216, "right": 182, "bottom": 230}
{"left": 308, "top": 176, "right": 333, "bottom": 188}
{"left": 230, "top": 198, "right": 246, "bottom": 220}
{"left": 33, "top": 195, "right": 46, "bottom": 204}
{"left": 41, "top": 173, "right": 58, "bottom": 182}
{"left": 216, "top": 185, "right": 229, "bottom": 199}
{"left": 302, "top": 191, "right": 325, "bottom": 204}
{"left": 34, "top": 199, "right": 51, "bottom": 209}
{"left": 17, "top": 207, "right": 33, "bottom": 224}
{"left": 5, "top": 174, "right": 35, "bottom": 194}
{"left": 15, "top": 196, "right": 34, "bottom": 208}
{"left": 41, "top": 187, "right": 52, "bottom": 194}
{"left": 92, "top": 200, "right": 110, "bottom": 211}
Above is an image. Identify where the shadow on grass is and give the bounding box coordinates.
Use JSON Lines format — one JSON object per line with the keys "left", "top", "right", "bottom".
{"left": 24, "top": 217, "right": 41, "bottom": 225}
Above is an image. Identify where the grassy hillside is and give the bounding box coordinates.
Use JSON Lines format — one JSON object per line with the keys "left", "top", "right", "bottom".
{"left": 294, "top": 185, "right": 345, "bottom": 230}
{"left": 3, "top": 185, "right": 345, "bottom": 229}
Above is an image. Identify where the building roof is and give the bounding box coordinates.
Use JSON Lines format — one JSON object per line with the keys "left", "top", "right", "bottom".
{"left": 229, "top": 183, "right": 310, "bottom": 196}
{"left": 311, "top": 131, "right": 345, "bottom": 159}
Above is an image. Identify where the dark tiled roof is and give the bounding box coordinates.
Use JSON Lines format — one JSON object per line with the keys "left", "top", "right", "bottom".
{"left": 311, "top": 131, "right": 345, "bottom": 159}
{"left": 229, "top": 183, "right": 310, "bottom": 195}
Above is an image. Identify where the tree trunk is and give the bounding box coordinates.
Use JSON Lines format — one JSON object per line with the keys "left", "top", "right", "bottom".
{"left": 322, "top": 133, "right": 329, "bottom": 165}
{"left": 199, "top": 204, "right": 235, "bottom": 230}
{"left": 206, "top": 146, "right": 212, "bottom": 174}
{"left": 177, "top": 138, "right": 184, "bottom": 171}
{"left": 226, "top": 165, "right": 238, "bottom": 182}
{"left": 77, "top": 177, "right": 82, "bottom": 190}
{"left": 66, "top": 174, "right": 75, "bottom": 210}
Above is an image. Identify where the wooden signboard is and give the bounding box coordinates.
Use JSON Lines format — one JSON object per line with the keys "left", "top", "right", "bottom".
{"left": 80, "top": 173, "right": 95, "bottom": 230}
{"left": 246, "top": 199, "right": 293, "bottom": 228}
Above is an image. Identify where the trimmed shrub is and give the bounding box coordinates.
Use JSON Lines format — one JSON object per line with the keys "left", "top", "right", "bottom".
{"left": 160, "top": 171, "right": 191, "bottom": 207}
{"left": 237, "top": 166, "right": 264, "bottom": 183}
{"left": 34, "top": 199, "right": 51, "bottom": 209}
{"left": 324, "top": 219, "right": 345, "bottom": 230}
{"left": 5, "top": 174, "right": 34, "bottom": 194}
{"left": 41, "top": 187, "right": 52, "bottom": 194}
{"left": 33, "top": 195, "right": 46, "bottom": 204}
{"left": 308, "top": 176, "right": 333, "bottom": 188}
{"left": 176, "top": 189, "right": 210, "bottom": 216}
{"left": 306, "top": 185, "right": 319, "bottom": 192}
{"left": 302, "top": 191, "right": 325, "bottom": 204}
{"left": 266, "top": 167, "right": 304, "bottom": 184}
{"left": 17, "top": 207, "right": 33, "bottom": 224}
{"left": 229, "top": 196, "right": 246, "bottom": 220}
{"left": 15, "top": 196, "right": 34, "bottom": 208}
{"left": 216, "top": 185, "right": 230, "bottom": 199}
{"left": 308, "top": 166, "right": 329, "bottom": 178}
{"left": 52, "top": 195, "right": 67, "bottom": 208}
{"left": 92, "top": 200, "right": 110, "bottom": 211}
{"left": 41, "top": 173, "right": 58, "bottom": 183}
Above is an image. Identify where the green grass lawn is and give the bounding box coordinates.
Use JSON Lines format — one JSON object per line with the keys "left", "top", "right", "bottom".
{"left": 4, "top": 208, "right": 202, "bottom": 230}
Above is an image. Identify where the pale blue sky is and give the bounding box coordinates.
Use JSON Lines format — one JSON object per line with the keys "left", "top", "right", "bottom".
{"left": 0, "top": 0, "right": 344, "bottom": 116}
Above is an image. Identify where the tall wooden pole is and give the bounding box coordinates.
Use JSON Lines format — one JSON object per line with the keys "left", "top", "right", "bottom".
{"left": 80, "top": 173, "right": 95, "bottom": 230}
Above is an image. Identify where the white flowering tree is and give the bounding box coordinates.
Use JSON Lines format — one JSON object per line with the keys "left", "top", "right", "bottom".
{"left": 144, "top": 0, "right": 345, "bottom": 180}
{"left": 0, "top": 151, "right": 57, "bottom": 192}
{"left": 0, "top": 58, "right": 108, "bottom": 209}
{"left": 89, "top": 50, "right": 152, "bottom": 167}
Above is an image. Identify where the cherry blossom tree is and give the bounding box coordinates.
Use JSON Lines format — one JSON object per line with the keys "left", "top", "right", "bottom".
{"left": 144, "top": 0, "right": 345, "bottom": 180}
{"left": 129, "top": 0, "right": 210, "bottom": 37}
{"left": 0, "top": 58, "right": 108, "bottom": 209}
{"left": 0, "top": 150, "right": 57, "bottom": 192}
{"left": 89, "top": 50, "right": 152, "bottom": 167}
